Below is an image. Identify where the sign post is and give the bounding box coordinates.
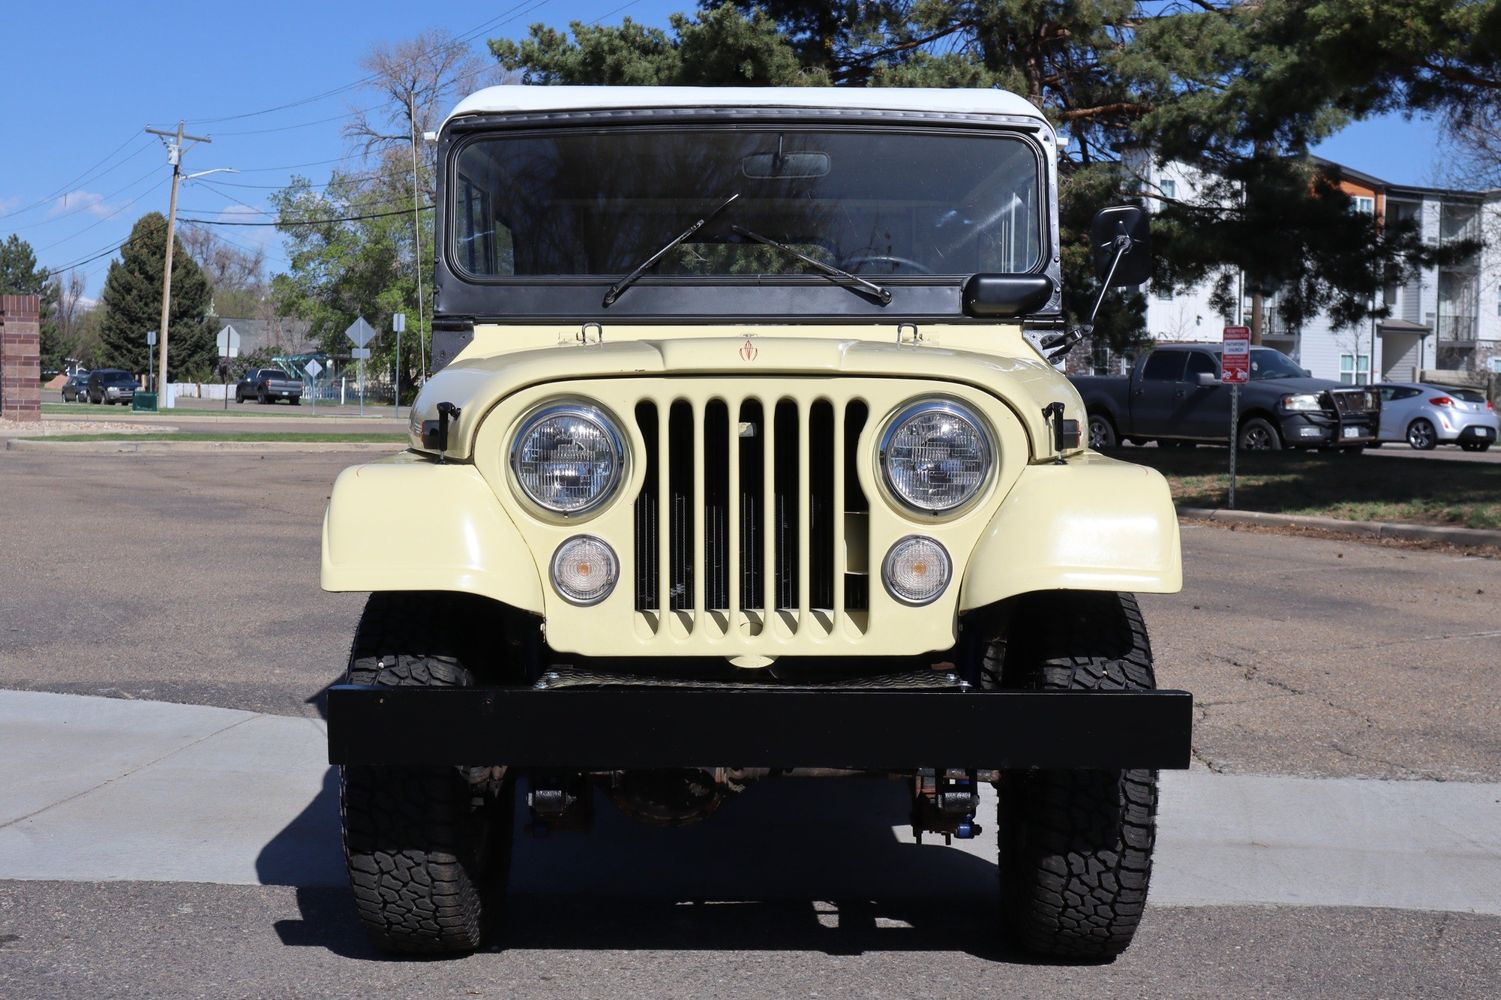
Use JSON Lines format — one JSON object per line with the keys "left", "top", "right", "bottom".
{"left": 215, "top": 325, "right": 240, "bottom": 412}
{"left": 305, "top": 358, "right": 324, "bottom": 412}
{"left": 345, "top": 317, "right": 376, "bottom": 418}
{"left": 392, "top": 313, "right": 406, "bottom": 419}
{"left": 1221, "top": 325, "right": 1251, "bottom": 509}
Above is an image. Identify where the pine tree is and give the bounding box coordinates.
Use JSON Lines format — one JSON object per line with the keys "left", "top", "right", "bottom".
{"left": 0, "top": 233, "right": 62, "bottom": 367}
{"left": 97, "top": 213, "right": 216, "bottom": 380}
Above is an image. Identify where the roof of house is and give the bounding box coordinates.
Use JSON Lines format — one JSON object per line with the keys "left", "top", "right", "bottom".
{"left": 446, "top": 85, "right": 1046, "bottom": 125}
{"left": 213, "top": 316, "right": 316, "bottom": 357}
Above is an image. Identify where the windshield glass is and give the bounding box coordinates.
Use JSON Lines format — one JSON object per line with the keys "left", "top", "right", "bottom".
{"left": 1248, "top": 348, "right": 1309, "bottom": 380}
{"left": 450, "top": 127, "right": 1042, "bottom": 279}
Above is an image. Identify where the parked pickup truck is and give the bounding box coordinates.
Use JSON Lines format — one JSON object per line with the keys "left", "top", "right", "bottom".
{"left": 1072, "top": 343, "right": 1380, "bottom": 451}
{"left": 235, "top": 367, "right": 303, "bottom": 405}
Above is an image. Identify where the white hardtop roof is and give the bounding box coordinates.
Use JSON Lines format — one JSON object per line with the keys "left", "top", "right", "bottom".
{"left": 445, "top": 85, "right": 1047, "bottom": 126}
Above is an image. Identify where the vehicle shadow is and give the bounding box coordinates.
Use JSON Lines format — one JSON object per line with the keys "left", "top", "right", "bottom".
{"left": 257, "top": 774, "right": 1036, "bottom": 962}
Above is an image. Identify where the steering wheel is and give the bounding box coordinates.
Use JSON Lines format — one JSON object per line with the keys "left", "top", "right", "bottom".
{"left": 839, "top": 254, "right": 935, "bottom": 275}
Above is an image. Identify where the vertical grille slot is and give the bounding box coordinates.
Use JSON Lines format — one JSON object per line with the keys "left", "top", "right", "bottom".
{"left": 704, "top": 400, "right": 730, "bottom": 610}
{"left": 668, "top": 400, "right": 694, "bottom": 612}
{"left": 773, "top": 399, "right": 800, "bottom": 612}
{"left": 633, "top": 401, "right": 659, "bottom": 611}
{"left": 737, "top": 399, "right": 764, "bottom": 611}
{"left": 843, "top": 400, "right": 870, "bottom": 617}
{"left": 809, "top": 400, "right": 836, "bottom": 613}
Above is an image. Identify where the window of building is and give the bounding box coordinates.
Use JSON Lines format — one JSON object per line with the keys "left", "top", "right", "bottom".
{"left": 1154, "top": 284, "right": 1174, "bottom": 301}
{"left": 1339, "top": 354, "right": 1371, "bottom": 385}
{"left": 1160, "top": 179, "right": 1177, "bottom": 200}
{"left": 1353, "top": 196, "right": 1375, "bottom": 215}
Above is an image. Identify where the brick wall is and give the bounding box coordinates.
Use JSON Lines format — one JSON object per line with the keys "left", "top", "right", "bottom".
{"left": 0, "top": 294, "right": 42, "bottom": 422}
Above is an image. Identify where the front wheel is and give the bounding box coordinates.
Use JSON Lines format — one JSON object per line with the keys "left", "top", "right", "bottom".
{"left": 990, "top": 591, "right": 1159, "bottom": 961}
{"left": 1087, "top": 414, "right": 1117, "bottom": 450}
{"left": 1407, "top": 419, "right": 1438, "bottom": 450}
{"left": 1237, "top": 417, "right": 1281, "bottom": 451}
{"left": 341, "top": 592, "right": 513, "bottom": 954}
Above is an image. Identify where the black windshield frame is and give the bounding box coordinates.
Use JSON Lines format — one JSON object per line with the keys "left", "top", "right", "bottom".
{"left": 432, "top": 106, "right": 1061, "bottom": 324}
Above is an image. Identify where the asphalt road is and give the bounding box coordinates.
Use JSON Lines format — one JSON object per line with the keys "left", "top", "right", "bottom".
{"left": 2, "top": 445, "right": 1499, "bottom": 998}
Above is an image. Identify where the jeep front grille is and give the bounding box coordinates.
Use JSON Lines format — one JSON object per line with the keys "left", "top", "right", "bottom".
{"left": 633, "top": 393, "right": 870, "bottom": 638}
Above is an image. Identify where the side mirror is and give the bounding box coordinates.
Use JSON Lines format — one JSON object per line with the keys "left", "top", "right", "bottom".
{"left": 1197, "top": 372, "right": 1219, "bottom": 386}
{"left": 1089, "top": 205, "right": 1152, "bottom": 287}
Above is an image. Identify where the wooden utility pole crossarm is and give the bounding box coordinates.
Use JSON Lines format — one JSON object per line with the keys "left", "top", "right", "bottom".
{"left": 145, "top": 122, "right": 211, "bottom": 404}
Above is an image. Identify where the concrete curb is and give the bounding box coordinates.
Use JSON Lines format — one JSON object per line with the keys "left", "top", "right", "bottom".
{"left": 1179, "top": 505, "right": 1501, "bottom": 549}
{"left": 4, "top": 438, "right": 403, "bottom": 455}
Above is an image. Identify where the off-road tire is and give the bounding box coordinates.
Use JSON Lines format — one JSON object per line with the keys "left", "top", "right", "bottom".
{"left": 988, "top": 591, "right": 1158, "bottom": 961}
{"left": 340, "top": 592, "right": 513, "bottom": 955}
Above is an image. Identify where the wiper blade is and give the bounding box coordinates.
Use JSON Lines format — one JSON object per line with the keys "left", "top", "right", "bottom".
{"left": 731, "top": 225, "right": 892, "bottom": 305}
{"left": 602, "top": 193, "right": 740, "bottom": 307}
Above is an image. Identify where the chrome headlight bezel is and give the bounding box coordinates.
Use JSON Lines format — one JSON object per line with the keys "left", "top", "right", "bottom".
{"left": 1280, "top": 392, "right": 1324, "bottom": 413}
{"left": 877, "top": 398, "right": 996, "bottom": 518}
{"left": 508, "top": 400, "right": 627, "bottom": 518}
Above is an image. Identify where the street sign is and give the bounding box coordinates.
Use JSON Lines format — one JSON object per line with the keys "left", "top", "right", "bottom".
{"left": 146, "top": 330, "right": 157, "bottom": 347}
{"left": 305, "top": 359, "right": 324, "bottom": 379}
{"left": 1221, "top": 325, "right": 1251, "bottom": 384}
{"left": 392, "top": 312, "right": 406, "bottom": 333}
{"left": 351, "top": 347, "right": 372, "bottom": 360}
{"left": 216, "top": 324, "right": 241, "bottom": 358}
{"left": 345, "top": 316, "right": 376, "bottom": 348}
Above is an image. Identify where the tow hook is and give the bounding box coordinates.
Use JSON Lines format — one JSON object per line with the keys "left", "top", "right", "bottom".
{"left": 912, "top": 768, "right": 988, "bottom": 845}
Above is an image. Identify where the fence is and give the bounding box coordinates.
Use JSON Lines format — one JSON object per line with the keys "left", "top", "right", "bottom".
{"left": 166, "top": 379, "right": 396, "bottom": 405}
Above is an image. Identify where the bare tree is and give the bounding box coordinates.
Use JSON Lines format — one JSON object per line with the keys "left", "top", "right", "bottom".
{"left": 343, "top": 28, "right": 493, "bottom": 195}
{"left": 178, "top": 224, "right": 267, "bottom": 317}
{"left": 52, "top": 269, "right": 88, "bottom": 363}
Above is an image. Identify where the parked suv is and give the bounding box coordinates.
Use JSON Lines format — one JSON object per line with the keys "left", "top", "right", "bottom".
{"left": 87, "top": 369, "right": 138, "bottom": 405}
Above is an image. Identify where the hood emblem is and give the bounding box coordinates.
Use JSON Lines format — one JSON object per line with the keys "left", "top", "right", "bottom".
{"left": 739, "top": 339, "right": 759, "bottom": 362}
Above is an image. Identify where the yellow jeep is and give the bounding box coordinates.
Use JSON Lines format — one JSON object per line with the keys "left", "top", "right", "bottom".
{"left": 323, "top": 85, "right": 1188, "bottom": 960}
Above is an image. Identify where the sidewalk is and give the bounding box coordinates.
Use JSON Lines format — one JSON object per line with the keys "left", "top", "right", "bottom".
{"left": 1, "top": 689, "right": 1498, "bottom": 913}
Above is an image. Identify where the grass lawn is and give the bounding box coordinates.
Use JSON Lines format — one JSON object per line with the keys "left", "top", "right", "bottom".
{"left": 1111, "top": 446, "right": 1501, "bottom": 530}
{"left": 19, "top": 432, "right": 406, "bottom": 444}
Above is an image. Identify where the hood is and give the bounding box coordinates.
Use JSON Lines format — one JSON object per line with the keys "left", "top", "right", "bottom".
{"left": 409, "top": 325, "right": 1077, "bottom": 462}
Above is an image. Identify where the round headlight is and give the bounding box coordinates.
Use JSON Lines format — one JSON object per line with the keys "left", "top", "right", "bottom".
{"left": 880, "top": 400, "right": 993, "bottom": 515}
{"left": 510, "top": 403, "right": 625, "bottom": 515}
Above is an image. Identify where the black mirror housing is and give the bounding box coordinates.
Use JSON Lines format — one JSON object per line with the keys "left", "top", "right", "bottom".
{"left": 1089, "top": 205, "right": 1152, "bottom": 287}
{"left": 961, "top": 274, "right": 1054, "bottom": 318}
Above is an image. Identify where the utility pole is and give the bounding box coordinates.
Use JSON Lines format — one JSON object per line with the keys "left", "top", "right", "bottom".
{"left": 408, "top": 93, "right": 427, "bottom": 381}
{"left": 145, "top": 122, "right": 211, "bottom": 405}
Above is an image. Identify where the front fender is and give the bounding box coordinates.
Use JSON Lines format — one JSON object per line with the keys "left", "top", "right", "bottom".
{"left": 321, "top": 455, "right": 544, "bottom": 613}
{"left": 959, "top": 452, "right": 1182, "bottom": 610}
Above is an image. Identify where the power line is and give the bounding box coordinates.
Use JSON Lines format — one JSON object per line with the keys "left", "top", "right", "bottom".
{"left": 0, "top": 134, "right": 152, "bottom": 222}
{"left": 34, "top": 177, "right": 169, "bottom": 254}
{"left": 169, "top": 0, "right": 552, "bottom": 128}
{"left": 178, "top": 204, "right": 432, "bottom": 227}
{"left": 7, "top": 163, "right": 162, "bottom": 233}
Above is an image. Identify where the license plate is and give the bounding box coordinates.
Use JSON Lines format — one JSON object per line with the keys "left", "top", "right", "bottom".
{"left": 1342, "top": 426, "right": 1361, "bottom": 439}
{"left": 281, "top": 391, "right": 289, "bottom": 396}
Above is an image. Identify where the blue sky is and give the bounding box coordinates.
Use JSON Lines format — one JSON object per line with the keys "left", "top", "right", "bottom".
{"left": 0, "top": 1, "right": 1448, "bottom": 300}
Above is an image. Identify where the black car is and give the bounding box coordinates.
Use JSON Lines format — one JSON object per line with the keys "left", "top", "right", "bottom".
{"left": 61, "top": 372, "right": 90, "bottom": 402}
{"left": 87, "top": 369, "right": 139, "bottom": 405}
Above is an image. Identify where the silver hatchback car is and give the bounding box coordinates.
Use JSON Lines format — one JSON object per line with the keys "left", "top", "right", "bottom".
{"left": 1374, "top": 382, "right": 1498, "bottom": 451}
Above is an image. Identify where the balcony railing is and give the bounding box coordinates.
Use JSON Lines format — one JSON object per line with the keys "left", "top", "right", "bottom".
{"left": 1435, "top": 314, "right": 1478, "bottom": 343}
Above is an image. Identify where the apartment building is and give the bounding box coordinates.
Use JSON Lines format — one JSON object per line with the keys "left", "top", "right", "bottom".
{"left": 1125, "top": 153, "right": 1500, "bottom": 384}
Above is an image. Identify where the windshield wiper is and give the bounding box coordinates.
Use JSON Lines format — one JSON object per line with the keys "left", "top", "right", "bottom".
{"left": 730, "top": 225, "right": 892, "bottom": 305}
{"left": 602, "top": 193, "right": 740, "bottom": 307}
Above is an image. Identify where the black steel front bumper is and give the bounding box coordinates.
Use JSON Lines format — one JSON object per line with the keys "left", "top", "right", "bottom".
{"left": 326, "top": 685, "right": 1193, "bottom": 770}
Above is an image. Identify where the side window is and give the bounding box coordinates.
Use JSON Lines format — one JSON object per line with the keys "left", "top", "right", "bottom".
{"left": 1142, "top": 352, "right": 1186, "bottom": 382}
{"left": 1183, "top": 352, "right": 1218, "bottom": 381}
{"left": 1391, "top": 387, "right": 1422, "bottom": 401}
